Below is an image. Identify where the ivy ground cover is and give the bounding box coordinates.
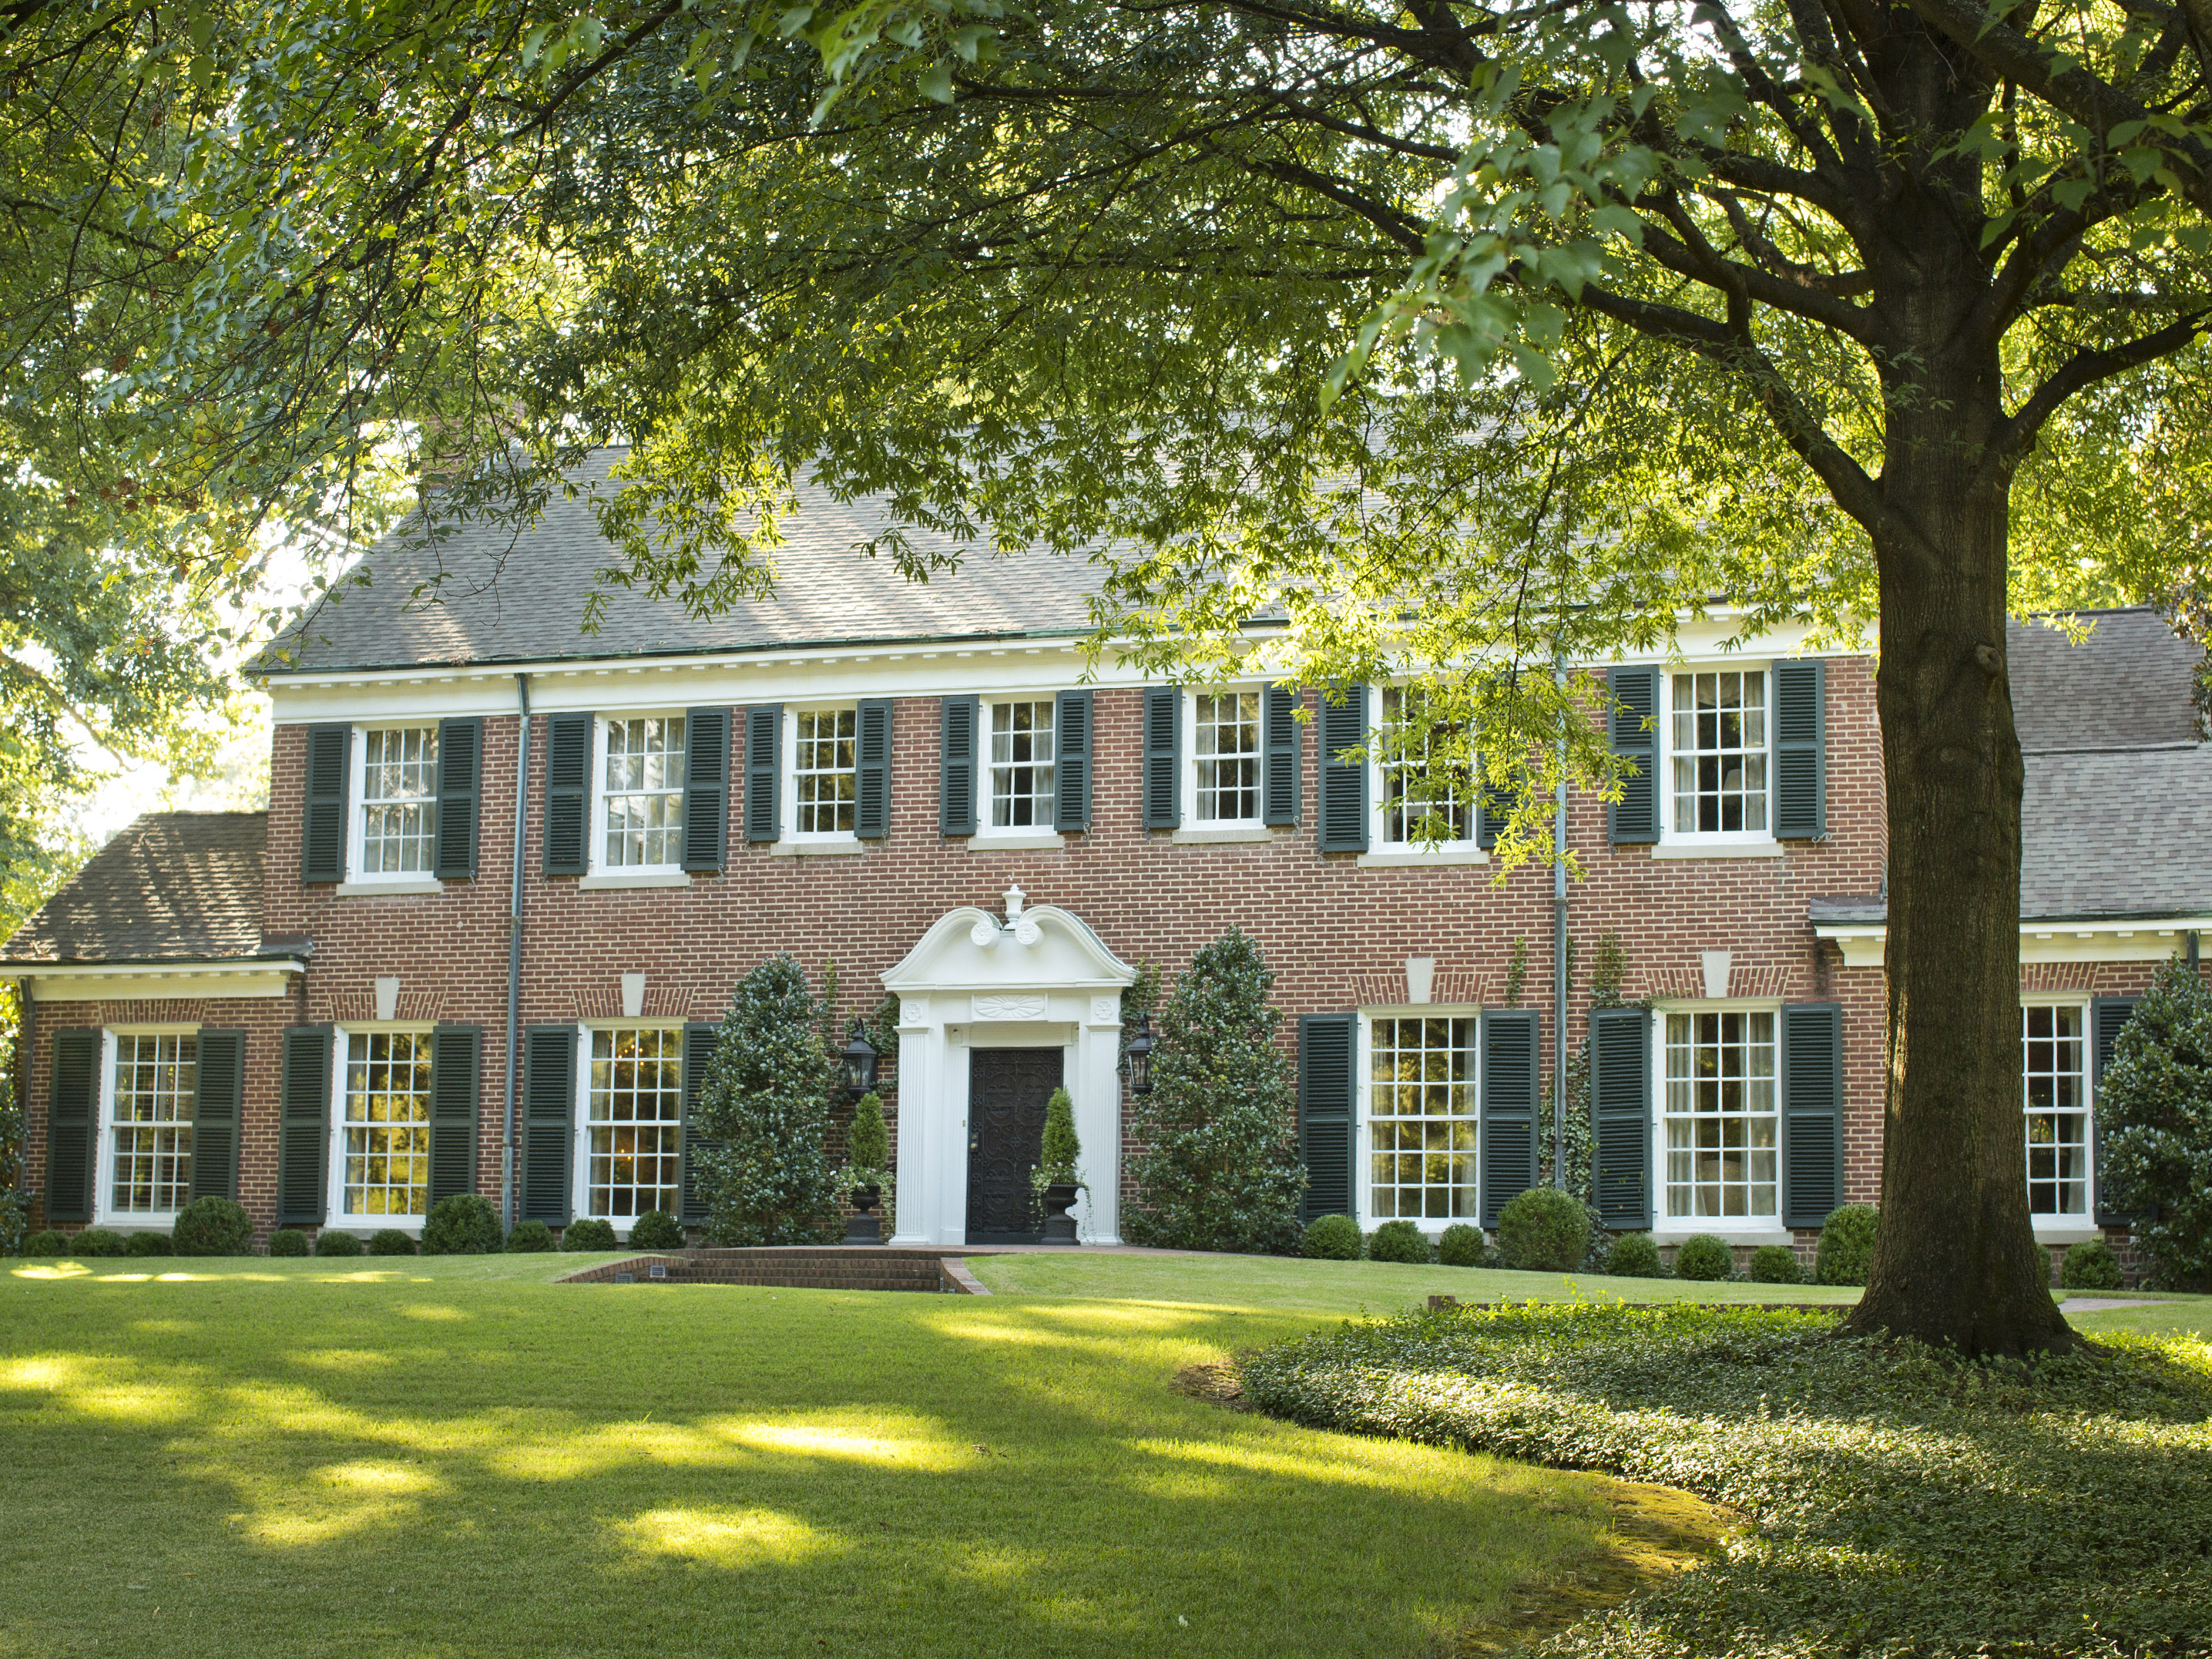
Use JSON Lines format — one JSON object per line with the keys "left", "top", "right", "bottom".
{"left": 0, "top": 1254, "right": 1609, "bottom": 1659}
{"left": 1240, "top": 1301, "right": 2212, "bottom": 1658}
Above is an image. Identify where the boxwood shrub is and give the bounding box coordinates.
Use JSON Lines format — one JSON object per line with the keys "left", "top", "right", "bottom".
{"left": 172, "top": 1196, "right": 253, "bottom": 1257}
{"left": 628, "top": 1210, "right": 685, "bottom": 1251}
{"left": 505, "top": 1219, "right": 556, "bottom": 1253}
{"left": 1603, "top": 1232, "right": 1665, "bottom": 1278}
{"left": 1436, "top": 1222, "right": 1485, "bottom": 1267}
{"left": 1816, "top": 1203, "right": 1879, "bottom": 1285}
{"left": 23, "top": 1229, "right": 67, "bottom": 1256}
{"left": 368, "top": 1229, "right": 417, "bottom": 1257}
{"left": 422, "top": 1194, "right": 504, "bottom": 1255}
{"left": 1748, "top": 1242, "right": 1802, "bottom": 1284}
{"left": 124, "top": 1231, "right": 173, "bottom": 1257}
{"left": 2062, "top": 1238, "right": 2123, "bottom": 1291}
{"left": 314, "top": 1229, "right": 364, "bottom": 1258}
{"left": 1673, "top": 1233, "right": 1732, "bottom": 1281}
{"left": 1495, "top": 1186, "right": 1589, "bottom": 1271}
{"left": 1302, "top": 1213, "right": 1361, "bottom": 1261}
{"left": 1366, "top": 1218, "right": 1428, "bottom": 1264}
{"left": 562, "top": 1217, "right": 618, "bottom": 1251}
{"left": 69, "top": 1227, "right": 126, "bottom": 1257}
{"left": 267, "top": 1227, "right": 310, "bottom": 1258}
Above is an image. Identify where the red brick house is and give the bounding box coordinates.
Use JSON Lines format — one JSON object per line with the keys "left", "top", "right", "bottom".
{"left": 6, "top": 453, "right": 2206, "bottom": 1267}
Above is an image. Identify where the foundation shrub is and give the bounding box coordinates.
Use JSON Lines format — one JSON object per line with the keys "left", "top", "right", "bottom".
{"left": 171, "top": 1196, "right": 253, "bottom": 1256}
{"left": 1367, "top": 1219, "right": 1428, "bottom": 1264}
{"left": 505, "top": 1219, "right": 555, "bottom": 1253}
{"left": 124, "top": 1231, "right": 173, "bottom": 1256}
{"left": 1437, "top": 1222, "right": 1485, "bottom": 1267}
{"left": 629, "top": 1210, "right": 685, "bottom": 1251}
{"left": 1495, "top": 1187, "right": 1590, "bottom": 1272}
{"left": 2061, "top": 1238, "right": 2123, "bottom": 1291}
{"left": 1673, "top": 1234, "right": 1732, "bottom": 1281}
{"left": 562, "top": 1217, "right": 618, "bottom": 1251}
{"left": 1749, "top": 1243, "right": 1802, "bottom": 1284}
{"left": 368, "top": 1229, "right": 417, "bottom": 1256}
{"left": 267, "top": 1227, "right": 310, "bottom": 1258}
{"left": 1603, "top": 1232, "right": 1664, "bottom": 1278}
{"left": 69, "top": 1227, "right": 126, "bottom": 1257}
{"left": 1302, "top": 1214, "right": 1362, "bottom": 1261}
{"left": 421, "top": 1194, "right": 503, "bottom": 1255}
{"left": 314, "top": 1229, "right": 364, "bottom": 1257}
{"left": 1816, "top": 1204, "right": 1880, "bottom": 1285}
{"left": 2099, "top": 954, "right": 2212, "bottom": 1290}
{"left": 24, "top": 1229, "right": 67, "bottom": 1256}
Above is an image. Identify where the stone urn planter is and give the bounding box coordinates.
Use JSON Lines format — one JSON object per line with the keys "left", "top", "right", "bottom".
{"left": 845, "top": 1184, "right": 884, "bottom": 1244}
{"left": 1039, "top": 1182, "right": 1080, "bottom": 1245}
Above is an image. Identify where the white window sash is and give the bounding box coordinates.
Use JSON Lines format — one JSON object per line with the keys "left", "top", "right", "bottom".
{"left": 1370, "top": 686, "right": 1478, "bottom": 850}
{"left": 351, "top": 724, "right": 441, "bottom": 881}
{"left": 1660, "top": 667, "right": 1774, "bottom": 844}
{"left": 96, "top": 1027, "right": 201, "bottom": 1224}
{"left": 2022, "top": 999, "right": 2093, "bottom": 1220}
{"left": 592, "top": 714, "right": 688, "bottom": 873}
{"left": 785, "top": 706, "right": 861, "bottom": 841}
{"left": 327, "top": 1026, "right": 437, "bottom": 1227}
{"left": 1185, "top": 688, "right": 1264, "bottom": 828}
{"left": 1354, "top": 1006, "right": 1483, "bottom": 1229}
{"left": 1653, "top": 1001, "right": 1784, "bottom": 1226}
{"left": 978, "top": 699, "right": 1059, "bottom": 833}
{"left": 572, "top": 1023, "right": 687, "bottom": 1221}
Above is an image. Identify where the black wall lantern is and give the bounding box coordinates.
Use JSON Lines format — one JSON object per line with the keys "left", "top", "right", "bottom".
{"left": 1126, "top": 1013, "right": 1156, "bottom": 1096}
{"left": 839, "top": 1017, "right": 880, "bottom": 1100}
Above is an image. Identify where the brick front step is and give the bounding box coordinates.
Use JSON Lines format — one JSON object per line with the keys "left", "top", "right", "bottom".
{"left": 558, "top": 1249, "right": 987, "bottom": 1293}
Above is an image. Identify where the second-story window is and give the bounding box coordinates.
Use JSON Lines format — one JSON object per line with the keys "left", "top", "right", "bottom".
{"left": 1670, "top": 671, "right": 1767, "bottom": 834}
{"left": 1193, "top": 691, "right": 1261, "bottom": 823}
{"left": 360, "top": 726, "right": 438, "bottom": 875}
{"left": 794, "top": 707, "right": 858, "bottom": 835}
{"left": 989, "top": 700, "right": 1056, "bottom": 828}
{"left": 603, "top": 716, "right": 686, "bottom": 868}
{"left": 1379, "top": 687, "right": 1473, "bottom": 845}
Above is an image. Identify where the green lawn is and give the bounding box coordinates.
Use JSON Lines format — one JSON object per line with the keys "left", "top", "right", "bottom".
{"left": 0, "top": 1254, "right": 1613, "bottom": 1659}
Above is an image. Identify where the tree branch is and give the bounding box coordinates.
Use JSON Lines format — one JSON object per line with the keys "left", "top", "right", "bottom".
{"left": 1998, "top": 308, "right": 2212, "bottom": 462}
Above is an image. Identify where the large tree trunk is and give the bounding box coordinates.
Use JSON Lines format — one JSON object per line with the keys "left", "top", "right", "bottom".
{"left": 1843, "top": 343, "right": 2079, "bottom": 1355}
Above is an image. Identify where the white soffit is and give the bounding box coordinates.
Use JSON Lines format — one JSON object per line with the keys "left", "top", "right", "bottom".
{"left": 1813, "top": 918, "right": 2212, "bottom": 969}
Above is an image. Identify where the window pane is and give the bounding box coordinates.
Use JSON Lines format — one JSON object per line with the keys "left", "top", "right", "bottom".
{"left": 2022, "top": 1005, "right": 2088, "bottom": 1216}
{"left": 1193, "top": 693, "right": 1261, "bottom": 823}
{"left": 794, "top": 709, "right": 858, "bottom": 835}
{"left": 989, "top": 701, "right": 1058, "bottom": 828}
{"left": 344, "top": 1032, "right": 433, "bottom": 1216}
{"left": 1670, "top": 672, "right": 1767, "bottom": 834}
{"left": 1368, "top": 1016, "right": 1476, "bottom": 1221}
{"left": 110, "top": 1034, "right": 196, "bottom": 1213}
{"left": 603, "top": 717, "right": 686, "bottom": 867}
{"left": 1663, "top": 1009, "right": 1777, "bottom": 1217}
{"left": 588, "top": 1027, "right": 684, "bottom": 1218}
{"left": 361, "top": 727, "right": 438, "bottom": 874}
{"left": 1380, "top": 687, "right": 1473, "bottom": 845}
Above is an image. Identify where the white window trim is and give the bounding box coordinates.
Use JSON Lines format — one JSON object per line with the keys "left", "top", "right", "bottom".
{"left": 571, "top": 1021, "right": 688, "bottom": 1224}
{"left": 2022, "top": 994, "right": 2096, "bottom": 1239}
{"left": 1648, "top": 999, "right": 1793, "bottom": 1242}
{"left": 326, "top": 1023, "right": 437, "bottom": 1232}
{"left": 1656, "top": 662, "right": 1781, "bottom": 853}
{"left": 783, "top": 704, "right": 863, "bottom": 847}
{"left": 94, "top": 1025, "right": 202, "bottom": 1228}
{"left": 1354, "top": 1004, "right": 1484, "bottom": 1234}
{"left": 346, "top": 721, "right": 443, "bottom": 887}
{"left": 591, "top": 711, "right": 689, "bottom": 877}
{"left": 1367, "top": 685, "right": 1483, "bottom": 855}
{"left": 1185, "top": 686, "right": 1266, "bottom": 830}
{"left": 973, "top": 697, "right": 1066, "bottom": 844}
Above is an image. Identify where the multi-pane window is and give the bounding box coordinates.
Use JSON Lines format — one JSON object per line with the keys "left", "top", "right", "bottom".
{"left": 343, "top": 1032, "right": 432, "bottom": 1217}
{"left": 361, "top": 727, "right": 438, "bottom": 875}
{"left": 1671, "top": 671, "right": 1767, "bottom": 834}
{"left": 989, "top": 701, "right": 1057, "bottom": 828}
{"left": 603, "top": 717, "right": 686, "bottom": 868}
{"left": 2024, "top": 1004, "right": 2089, "bottom": 1217}
{"left": 794, "top": 708, "right": 858, "bottom": 835}
{"left": 1193, "top": 693, "right": 1262, "bottom": 823}
{"left": 109, "top": 1034, "right": 196, "bottom": 1214}
{"left": 587, "top": 1028, "right": 684, "bottom": 1219}
{"left": 1664, "top": 1010, "right": 1778, "bottom": 1218}
{"left": 1380, "top": 687, "right": 1473, "bottom": 844}
{"left": 1368, "top": 1016, "right": 1478, "bottom": 1221}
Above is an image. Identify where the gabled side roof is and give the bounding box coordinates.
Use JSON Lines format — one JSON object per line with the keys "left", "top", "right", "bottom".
{"left": 1, "top": 812, "right": 273, "bottom": 965}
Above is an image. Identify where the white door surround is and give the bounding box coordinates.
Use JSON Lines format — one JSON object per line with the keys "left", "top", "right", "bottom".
{"left": 879, "top": 889, "right": 1138, "bottom": 1246}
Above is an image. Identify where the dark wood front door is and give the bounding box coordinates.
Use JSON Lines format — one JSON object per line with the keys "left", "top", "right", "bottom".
{"left": 966, "top": 1047, "right": 1063, "bottom": 1244}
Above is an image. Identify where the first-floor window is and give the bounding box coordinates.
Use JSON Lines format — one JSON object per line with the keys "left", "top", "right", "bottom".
{"left": 343, "top": 1032, "right": 432, "bottom": 1217}
{"left": 2024, "top": 1004, "right": 2088, "bottom": 1217}
{"left": 1368, "top": 1016, "right": 1477, "bottom": 1220}
{"left": 1193, "top": 691, "right": 1261, "bottom": 822}
{"left": 1663, "top": 1010, "right": 1778, "bottom": 1218}
{"left": 110, "top": 1033, "right": 196, "bottom": 1214}
{"left": 794, "top": 708, "right": 858, "bottom": 835}
{"left": 1379, "top": 686, "right": 1473, "bottom": 844}
{"left": 989, "top": 700, "right": 1056, "bottom": 828}
{"left": 587, "top": 1027, "right": 683, "bottom": 1217}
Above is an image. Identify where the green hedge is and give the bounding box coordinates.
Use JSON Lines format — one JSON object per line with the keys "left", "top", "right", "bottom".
{"left": 1672, "top": 1234, "right": 1731, "bottom": 1281}
{"left": 1495, "top": 1187, "right": 1589, "bottom": 1271}
{"left": 1817, "top": 1204, "right": 1879, "bottom": 1285}
{"left": 1302, "top": 1214, "right": 1361, "bottom": 1261}
{"left": 124, "top": 1231, "right": 173, "bottom": 1257}
{"left": 2062, "top": 1238, "right": 2123, "bottom": 1291}
{"left": 1603, "top": 1233, "right": 1664, "bottom": 1278}
{"left": 1436, "top": 1222, "right": 1485, "bottom": 1267}
{"left": 1366, "top": 1218, "right": 1428, "bottom": 1264}
{"left": 22, "top": 1229, "right": 68, "bottom": 1257}
{"left": 422, "top": 1194, "right": 503, "bottom": 1255}
{"left": 1748, "top": 1243, "right": 1801, "bottom": 1284}
{"left": 69, "top": 1227, "right": 126, "bottom": 1257}
{"left": 314, "top": 1229, "right": 364, "bottom": 1258}
{"left": 562, "top": 1217, "right": 618, "bottom": 1251}
{"left": 505, "top": 1219, "right": 555, "bottom": 1253}
{"left": 172, "top": 1197, "right": 253, "bottom": 1257}
{"left": 369, "top": 1229, "right": 418, "bottom": 1256}
{"left": 629, "top": 1211, "right": 685, "bottom": 1251}
{"left": 267, "top": 1228, "right": 310, "bottom": 1258}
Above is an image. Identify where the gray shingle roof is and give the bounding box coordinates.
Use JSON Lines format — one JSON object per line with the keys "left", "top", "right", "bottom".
{"left": 260, "top": 449, "right": 1110, "bottom": 675}
{"left": 1, "top": 812, "right": 273, "bottom": 964}
{"left": 2009, "top": 606, "right": 2202, "bottom": 752}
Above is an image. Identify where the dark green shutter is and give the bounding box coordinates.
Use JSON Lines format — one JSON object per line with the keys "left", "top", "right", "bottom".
{"left": 434, "top": 717, "right": 482, "bottom": 879}
{"left": 682, "top": 705, "right": 731, "bottom": 872}
{"left": 1317, "top": 687, "right": 1369, "bottom": 853}
{"left": 855, "top": 698, "right": 893, "bottom": 839}
{"left": 1773, "top": 660, "right": 1825, "bottom": 840}
{"left": 1143, "top": 687, "right": 1180, "bottom": 830}
{"left": 1298, "top": 1013, "right": 1356, "bottom": 1223}
{"left": 1264, "top": 683, "right": 1301, "bottom": 825}
{"left": 189, "top": 1030, "right": 245, "bottom": 1204}
{"left": 1590, "top": 1006, "right": 1652, "bottom": 1227}
{"left": 543, "top": 711, "right": 592, "bottom": 875}
{"left": 1054, "top": 690, "right": 1093, "bottom": 832}
{"left": 1480, "top": 1009, "right": 1540, "bottom": 1227}
{"left": 1475, "top": 766, "right": 1514, "bottom": 852}
{"left": 939, "top": 697, "right": 978, "bottom": 837}
{"left": 521, "top": 1025, "right": 576, "bottom": 1225}
{"left": 428, "top": 1026, "right": 481, "bottom": 1208}
{"left": 745, "top": 704, "right": 783, "bottom": 842}
{"left": 277, "top": 1026, "right": 333, "bottom": 1225}
{"left": 1780, "top": 1002, "right": 1844, "bottom": 1229}
{"left": 2091, "top": 996, "right": 2140, "bottom": 1227}
{"left": 1608, "top": 667, "right": 1660, "bottom": 845}
{"left": 45, "top": 1028, "right": 98, "bottom": 1223}
{"left": 301, "top": 724, "right": 350, "bottom": 882}
{"left": 680, "top": 1021, "right": 722, "bottom": 1224}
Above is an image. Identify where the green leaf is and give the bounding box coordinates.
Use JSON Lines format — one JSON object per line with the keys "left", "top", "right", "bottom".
{"left": 918, "top": 59, "right": 954, "bottom": 102}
